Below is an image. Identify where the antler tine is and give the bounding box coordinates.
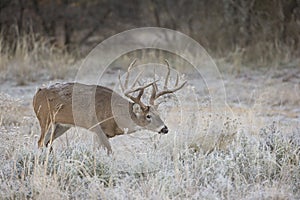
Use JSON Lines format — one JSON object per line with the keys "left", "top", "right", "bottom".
{"left": 125, "top": 80, "right": 158, "bottom": 95}
{"left": 124, "top": 80, "right": 158, "bottom": 109}
{"left": 125, "top": 59, "right": 137, "bottom": 89}
{"left": 150, "top": 82, "right": 158, "bottom": 106}
{"left": 128, "top": 58, "right": 137, "bottom": 70}
{"left": 118, "top": 70, "right": 125, "bottom": 93}
{"left": 119, "top": 59, "right": 160, "bottom": 109}
{"left": 164, "top": 59, "right": 171, "bottom": 89}
{"left": 124, "top": 91, "right": 145, "bottom": 108}
{"left": 131, "top": 70, "right": 143, "bottom": 88}
{"left": 175, "top": 73, "right": 179, "bottom": 86}
{"left": 119, "top": 59, "right": 139, "bottom": 92}
{"left": 149, "top": 60, "right": 187, "bottom": 106}
{"left": 155, "top": 80, "right": 187, "bottom": 99}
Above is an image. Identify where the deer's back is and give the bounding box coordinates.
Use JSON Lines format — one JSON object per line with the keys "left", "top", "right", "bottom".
{"left": 33, "top": 83, "right": 124, "bottom": 128}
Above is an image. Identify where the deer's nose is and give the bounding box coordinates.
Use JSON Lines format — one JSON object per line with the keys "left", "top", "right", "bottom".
{"left": 159, "top": 126, "right": 168, "bottom": 134}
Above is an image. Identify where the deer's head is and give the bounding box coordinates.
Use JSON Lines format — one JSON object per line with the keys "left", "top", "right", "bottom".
{"left": 130, "top": 103, "right": 168, "bottom": 134}
{"left": 119, "top": 59, "right": 186, "bottom": 134}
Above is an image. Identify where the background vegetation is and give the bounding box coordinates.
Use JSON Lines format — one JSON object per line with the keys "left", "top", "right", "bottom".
{"left": 1, "top": 0, "right": 299, "bottom": 65}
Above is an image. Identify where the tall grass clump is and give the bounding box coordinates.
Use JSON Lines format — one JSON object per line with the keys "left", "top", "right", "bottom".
{"left": 0, "top": 93, "right": 22, "bottom": 126}
{"left": 0, "top": 31, "right": 77, "bottom": 85}
{"left": 0, "top": 144, "right": 113, "bottom": 199}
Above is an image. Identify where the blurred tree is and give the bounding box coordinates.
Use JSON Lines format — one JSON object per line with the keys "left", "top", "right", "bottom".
{"left": 0, "top": 0, "right": 299, "bottom": 58}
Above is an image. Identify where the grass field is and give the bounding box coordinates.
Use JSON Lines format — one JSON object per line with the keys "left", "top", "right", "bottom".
{"left": 0, "top": 35, "right": 299, "bottom": 199}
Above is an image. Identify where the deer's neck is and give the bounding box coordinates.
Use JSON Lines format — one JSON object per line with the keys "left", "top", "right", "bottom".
{"left": 127, "top": 102, "right": 143, "bottom": 132}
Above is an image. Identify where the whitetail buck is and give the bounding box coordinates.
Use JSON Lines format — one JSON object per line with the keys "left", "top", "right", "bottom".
{"left": 33, "top": 60, "right": 186, "bottom": 153}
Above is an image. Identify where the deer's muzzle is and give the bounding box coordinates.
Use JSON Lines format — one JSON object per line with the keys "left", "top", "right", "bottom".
{"left": 159, "top": 126, "right": 168, "bottom": 134}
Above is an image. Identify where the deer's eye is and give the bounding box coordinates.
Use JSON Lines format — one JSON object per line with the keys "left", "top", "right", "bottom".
{"left": 146, "top": 114, "right": 151, "bottom": 119}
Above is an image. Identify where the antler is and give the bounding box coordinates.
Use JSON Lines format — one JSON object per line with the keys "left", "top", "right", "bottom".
{"left": 149, "top": 59, "right": 187, "bottom": 106}
{"left": 119, "top": 59, "right": 157, "bottom": 110}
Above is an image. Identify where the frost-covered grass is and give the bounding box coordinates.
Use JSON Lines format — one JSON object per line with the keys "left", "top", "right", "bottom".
{"left": 1, "top": 127, "right": 299, "bottom": 199}
{"left": 0, "top": 93, "right": 299, "bottom": 199}
{"left": 0, "top": 56, "right": 299, "bottom": 199}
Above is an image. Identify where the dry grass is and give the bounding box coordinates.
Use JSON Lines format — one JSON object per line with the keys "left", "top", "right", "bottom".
{"left": 0, "top": 84, "right": 299, "bottom": 199}
{"left": 0, "top": 34, "right": 299, "bottom": 199}
{"left": 0, "top": 33, "right": 77, "bottom": 85}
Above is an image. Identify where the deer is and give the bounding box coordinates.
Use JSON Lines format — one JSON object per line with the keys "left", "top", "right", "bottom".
{"left": 33, "top": 59, "right": 186, "bottom": 154}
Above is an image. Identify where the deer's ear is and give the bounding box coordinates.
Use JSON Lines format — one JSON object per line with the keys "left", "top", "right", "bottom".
{"left": 132, "top": 103, "right": 142, "bottom": 115}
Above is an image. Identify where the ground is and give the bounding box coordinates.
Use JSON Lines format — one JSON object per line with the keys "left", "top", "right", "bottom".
{"left": 0, "top": 60, "right": 299, "bottom": 199}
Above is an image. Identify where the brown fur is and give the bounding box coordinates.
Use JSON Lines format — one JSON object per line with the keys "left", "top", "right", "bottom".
{"left": 33, "top": 82, "right": 166, "bottom": 153}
